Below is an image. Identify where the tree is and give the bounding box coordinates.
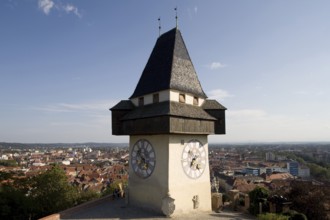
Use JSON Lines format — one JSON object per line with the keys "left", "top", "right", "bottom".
{"left": 77, "top": 189, "right": 99, "bottom": 204}
{"left": 307, "top": 163, "right": 330, "bottom": 181}
{"left": 0, "top": 159, "right": 18, "bottom": 167}
{"left": 249, "top": 187, "right": 270, "bottom": 215}
{"left": 0, "top": 183, "right": 34, "bottom": 220}
{"left": 102, "top": 179, "right": 127, "bottom": 198}
{"left": 286, "top": 181, "right": 328, "bottom": 220}
{"left": 0, "top": 171, "right": 13, "bottom": 181}
{"left": 0, "top": 184, "right": 21, "bottom": 219}
{"left": 0, "top": 172, "right": 37, "bottom": 219}
{"left": 257, "top": 213, "right": 289, "bottom": 220}
{"left": 29, "top": 165, "right": 79, "bottom": 218}
{"left": 0, "top": 165, "right": 109, "bottom": 219}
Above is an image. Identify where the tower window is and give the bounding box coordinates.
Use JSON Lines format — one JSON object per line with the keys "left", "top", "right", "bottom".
{"left": 138, "top": 97, "right": 144, "bottom": 106}
{"left": 179, "top": 94, "right": 186, "bottom": 103}
{"left": 193, "top": 97, "right": 199, "bottom": 106}
{"left": 153, "top": 93, "right": 159, "bottom": 103}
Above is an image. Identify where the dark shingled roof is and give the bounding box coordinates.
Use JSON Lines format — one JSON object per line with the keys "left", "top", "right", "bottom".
{"left": 122, "top": 101, "right": 215, "bottom": 121}
{"left": 130, "top": 28, "right": 207, "bottom": 99}
{"left": 202, "top": 100, "right": 227, "bottom": 110}
{"left": 110, "top": 100, "right": 134, "bottom": 110}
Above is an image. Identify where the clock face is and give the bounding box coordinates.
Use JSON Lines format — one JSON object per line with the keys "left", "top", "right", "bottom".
{"left": 131, "top": 139, "right": 156, "bottom": 178}
{"left": 181, "top": 139, "right": 207, "bottom": 179}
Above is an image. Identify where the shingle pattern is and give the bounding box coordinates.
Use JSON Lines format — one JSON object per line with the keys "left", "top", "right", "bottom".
{"left": 130, "top": 28, "right": 207, "bottom": 99}
{"left": 202, "top": 100, "right": 227, "bottom": 110}
{"left": 121, "top": 101, "right": 215, "bottom": 121}
{"left": 110, "top": 100, "right": 134, "bottom": 110}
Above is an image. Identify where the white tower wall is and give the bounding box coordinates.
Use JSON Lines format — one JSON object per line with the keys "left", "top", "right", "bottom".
{"left": 128, "top": 134, "right": 211, "bottom": 215}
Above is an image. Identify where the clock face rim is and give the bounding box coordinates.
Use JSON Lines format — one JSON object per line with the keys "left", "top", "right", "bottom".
{"left": 181, "top": 139, "right": 207, "bottom": 179}
{"left": 130, "top": 139, "right": 156, "bottom": 179}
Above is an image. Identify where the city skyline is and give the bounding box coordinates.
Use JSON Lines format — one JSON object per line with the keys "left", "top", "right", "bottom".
{"left": 1, "top": 0, "right": 330, "bottom": 143}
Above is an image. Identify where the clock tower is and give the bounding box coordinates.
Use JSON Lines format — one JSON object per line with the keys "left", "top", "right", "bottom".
{"left": 111, "top": 27, "right": 226, "bottom": 216}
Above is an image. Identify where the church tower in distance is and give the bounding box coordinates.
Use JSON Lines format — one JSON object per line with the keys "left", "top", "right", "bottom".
{"left": 111, "top": 27, "right": 226, "bottom": 216}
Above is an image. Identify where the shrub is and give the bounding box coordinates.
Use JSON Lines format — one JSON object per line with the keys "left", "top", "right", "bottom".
{"left": 258, "top": 213, "right": 289, "bottom": 220}
{"left": 222, "top": 193, "right": 230, "bottom": 203}
{"left": 284, "top": 210, "right": 307, "bottom": 220}
{"left": 249, "top": 187, "right": 270, "bottom": 215}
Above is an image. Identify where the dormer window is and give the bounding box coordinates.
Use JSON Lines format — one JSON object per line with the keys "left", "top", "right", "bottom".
{"left": 138, "top": 97, "right": 144, "bottom": 106}
{"left": 193, "top": 97, "right": 199, "bottom": 106}
{"left": 153, "top": 93, "right": 159, "bottom": 103}
{"left": 179, "top": 94, "right": 186, "bottom": 103}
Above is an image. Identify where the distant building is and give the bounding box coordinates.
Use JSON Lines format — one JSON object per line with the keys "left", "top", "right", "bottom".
{"left": 287, "top": 161, "right": 299, "bottom": 176}
{"left": 265, "top": 167, "right": 288, "bottom": 175}
{"left": 62, "top": 160, "right": 70, "bottom": 165}
{"left": 32, "top": 161, "right": 45, "bottom": 166}
{"left": 298, "top": 166, "right": 310, "bottom": 178}
{"left": 244, "top": 167, "right": 260, "bottom": 176}
{"left": 275, "top": 155, "right": 287, "bottom": 161}
{"left": 266, "top": 152, "right": 276, "bottom": 161}
{"left": 1, "top": 155, "right": 9, "bottom": 160}
{"left": 267, "top": 172, "right": 293, "bottom": 181}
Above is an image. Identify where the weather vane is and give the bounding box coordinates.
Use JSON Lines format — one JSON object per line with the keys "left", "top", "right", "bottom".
{"left": 158, "top": 17, "right": 161, "bottom": 37}
{"left": 175, "top": 6, "right": 178, "bottom": 28}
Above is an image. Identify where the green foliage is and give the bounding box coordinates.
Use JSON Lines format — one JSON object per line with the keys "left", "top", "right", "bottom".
{"left": 258, "top": 213, "right": 289, "bottom": 220}
{"left": 283, "top": 152, "right": 330, "bottom": 181}
{"left": 285, "top": 153, "right": 305, "bottom": 165}
{"left": 102, "top": 184, "right": 115, "bottom": 196}
{"left": 102, "top": 179, "right": 127, "bottom": 197}
{"left": 296, "top": 152, "right": 330, "bottom": 168}
{"left": 239, "top": 197, "right": 245, "bottom": 206}
{"left": 257, "top": 211, "right": 307, "bottom": 220}
{"left": 307, "top": 162, "right": 330, "bottom": 181}
{"left": 29, "top": 165, "right": 79, "bottom": 218}
{"left": 0, "top": 184, "right": 34, "bottom": 220}
{"left": 283, "top": 210, "right": 308, "bottom": 220}
{"left": 218, "top": 178, "right": 230, "bottom": 193}
{"left": 0, "top": 159, "right": 18, "bottom": 167}
{"left": 77, "top": 190, "right": 100, "bottom": 204}
{"left": 249, "top": 187, "right": 270, "bottom": 215}
{"left": 0, "top": 165, "right": 118, "bottom": 219}
{"left": 286, "top": 181, "right": 328, "bottom": 220}
{"left": 0, "top": 171, "right": 13, "bottom": 181}
{"left": 290, "top": 213, "right": 307, "bottom": 220}
{"left": 222, "top": 193, "right": 230, "bottom": 203}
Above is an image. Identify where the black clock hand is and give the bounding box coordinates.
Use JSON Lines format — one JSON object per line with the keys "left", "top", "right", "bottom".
{"left": 137, "top": 149, "right": 142, "bottom": 157}
{"left": 190, "top": 157, "right": 196, "bottom": 167}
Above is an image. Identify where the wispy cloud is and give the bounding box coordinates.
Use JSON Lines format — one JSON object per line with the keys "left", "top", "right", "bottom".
{"left": 228, "top": 109, "right": 267, "bottom": 118}
{"left": 294, "top": 90, "right": 309, "bottom": 95}
{"left": 35, "top": 100, "right": 118, "bottom": 113}
{"left": 223, "top": 108, "right": 330, "bottom": 142}
{"left": 38, "top": 0, "right": 81, "bottom": 18}
{"left": 5, "top": 0, "right": 18, "bottom": 9}
{"left": 194, "top": 6, "right": 198, "bottom": 13}
{"left": 49, "top": 121, "right": 89, "bottom": 127}
{"left": 63, "top": 4, "right": 81, "bottom": 18}
{"left": 293, "top": 90, "right": 325, "bottom": 96}
{"left": 208, "top": 89, "right": 233, "bottom": 101}
{"left": 187, "top": 6, "right": 198, "bottom": 19}
{"left": 38, "top": 0, "right": 54, "bottom": 15}
{"left": 208, "top": 62, "right": 226, "bottom": 70}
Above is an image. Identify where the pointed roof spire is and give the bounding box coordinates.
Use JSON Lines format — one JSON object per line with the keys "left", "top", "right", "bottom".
{"left": 130, "top": 28, "right": 207, "bottom": 99}
{"left": 175, "top": 7, "right": 178, "bottom": 29}
{"left": 158, "top": 17, "right": 161, "bottom": 37}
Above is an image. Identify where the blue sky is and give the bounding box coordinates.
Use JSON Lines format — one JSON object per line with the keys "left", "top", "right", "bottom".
{"left": 1, "top": 0, "right": 329, "bottom": 143}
